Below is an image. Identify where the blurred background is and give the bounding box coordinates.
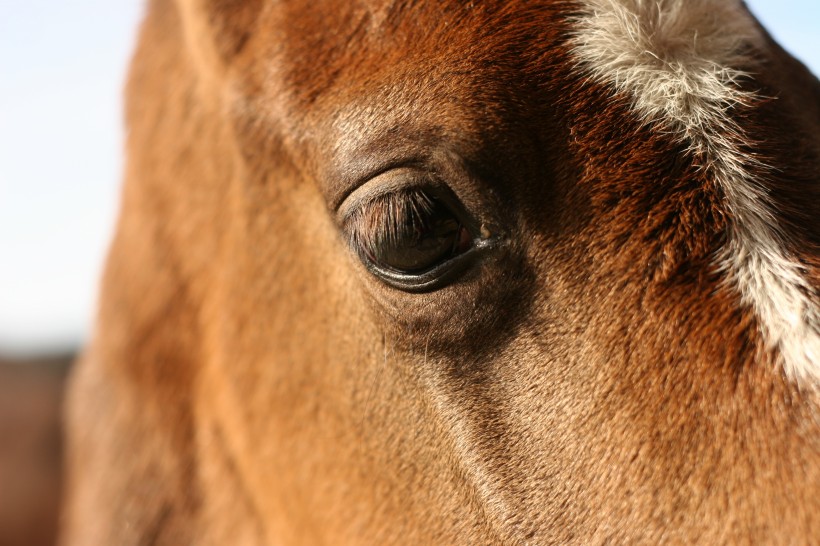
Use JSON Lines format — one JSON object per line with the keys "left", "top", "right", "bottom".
{"left": 0, "top": 1, "right": 819, "bottom": 358}
{"left": 1, "top": 1, "right": 143, "bottom": 358}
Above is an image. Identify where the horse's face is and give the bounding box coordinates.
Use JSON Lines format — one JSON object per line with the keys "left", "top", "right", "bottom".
{"left": 64, "top": 0, "right": 820, "bottom": 543}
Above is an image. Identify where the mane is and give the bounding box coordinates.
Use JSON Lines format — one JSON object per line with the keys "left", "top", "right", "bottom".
{"left": 570, "top": 0, "right": 820, "bottom": 385}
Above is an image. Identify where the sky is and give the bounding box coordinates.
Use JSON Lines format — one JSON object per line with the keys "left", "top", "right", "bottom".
{"left": 0, "top": 1, "right": 818, "bottom": 355}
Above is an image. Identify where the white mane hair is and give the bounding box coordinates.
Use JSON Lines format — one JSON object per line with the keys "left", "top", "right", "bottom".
{"left": 569, "top": 0, "right": 820, "bottom": 385}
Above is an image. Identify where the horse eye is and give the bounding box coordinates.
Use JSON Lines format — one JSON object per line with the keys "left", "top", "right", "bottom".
{"left": 344, "top": 188, "right": 474, "bottom": 287}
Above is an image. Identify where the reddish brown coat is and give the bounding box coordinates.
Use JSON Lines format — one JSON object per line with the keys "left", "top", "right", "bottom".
{"left": 62, "top": 1, "right": 820, "bottom": 544}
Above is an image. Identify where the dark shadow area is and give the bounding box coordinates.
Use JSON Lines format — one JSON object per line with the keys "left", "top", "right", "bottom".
{"left": 0, "top": 351, "right": 74, "bottom": 546}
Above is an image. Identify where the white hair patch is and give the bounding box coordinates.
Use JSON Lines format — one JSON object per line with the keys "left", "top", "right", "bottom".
{"left": 569, "top": 0, "right": 820, "bottom": 385}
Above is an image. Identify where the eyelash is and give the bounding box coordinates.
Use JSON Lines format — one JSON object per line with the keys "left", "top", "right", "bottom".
{"left": 344, "top": 188, "right": 438, "bottom": 262}
{"left": 341, "top": 179, "right": 500, "bottom": 292}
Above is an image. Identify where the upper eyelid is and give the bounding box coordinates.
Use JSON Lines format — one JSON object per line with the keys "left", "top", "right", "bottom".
{"left": 335, "top": 168, "right": 444, "bottom": 223}
{"left": 343, "top": 189, "right": 435, "bottom": 250}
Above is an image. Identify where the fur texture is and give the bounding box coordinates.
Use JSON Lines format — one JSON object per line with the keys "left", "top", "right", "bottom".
{"left": 571, "top": 0, "right": 820, "bottom": 384}
{"left": 61, "top": 1, "right": 820, "bottom": 544}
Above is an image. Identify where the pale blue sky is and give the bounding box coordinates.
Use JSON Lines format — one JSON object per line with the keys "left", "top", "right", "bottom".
{"left": 0, "top": 1, "right": 818, "bottom": 354}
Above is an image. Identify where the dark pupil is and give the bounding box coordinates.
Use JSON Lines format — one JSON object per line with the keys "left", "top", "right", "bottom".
{"left": 371, "top": 196, "right": 466, "bottom": 273}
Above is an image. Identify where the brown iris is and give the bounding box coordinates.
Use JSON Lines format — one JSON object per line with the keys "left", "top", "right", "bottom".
{"left": 346, "top": 188, "right": 473, "bottom": 274}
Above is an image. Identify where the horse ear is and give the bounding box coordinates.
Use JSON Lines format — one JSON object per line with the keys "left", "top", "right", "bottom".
{"left": 176, "top": 0, "right": 264, "bottom": 70}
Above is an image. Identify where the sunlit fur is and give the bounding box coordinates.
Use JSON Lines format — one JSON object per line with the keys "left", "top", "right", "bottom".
{"left": 61, "top": 1, "right": 820, "bottom": 544}
{"left": 571, "top": 0, "right": 820, "bottom": 384}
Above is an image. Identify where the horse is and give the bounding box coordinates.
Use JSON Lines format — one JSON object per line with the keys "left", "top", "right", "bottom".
{"left": 61, "top": 0, "right": 820, "bottom": 543}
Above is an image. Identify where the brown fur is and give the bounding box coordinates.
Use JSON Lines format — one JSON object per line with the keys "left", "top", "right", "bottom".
{"left": 62, "top": 1, "right": 820, "bottom": 544}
